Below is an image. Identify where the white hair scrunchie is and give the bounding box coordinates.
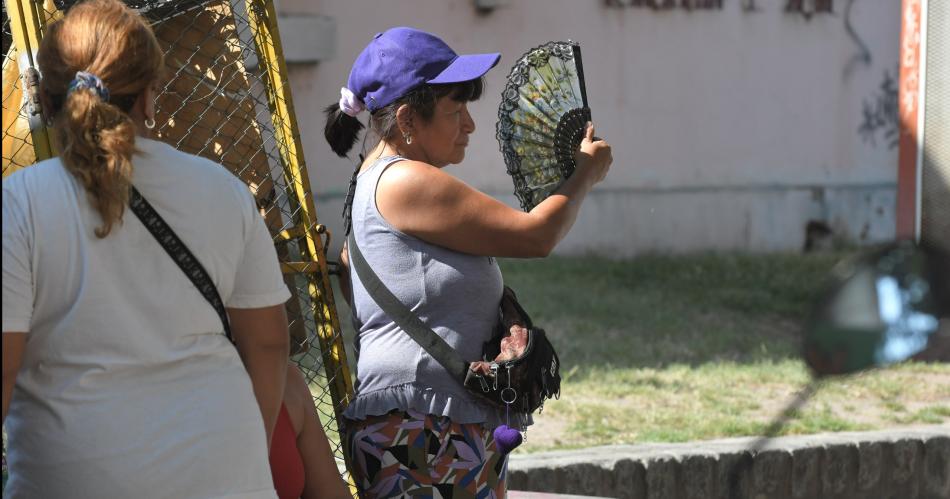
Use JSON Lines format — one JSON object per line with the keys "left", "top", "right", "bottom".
{"left": 339, "top": 87, "right": 365, "bottom": 117}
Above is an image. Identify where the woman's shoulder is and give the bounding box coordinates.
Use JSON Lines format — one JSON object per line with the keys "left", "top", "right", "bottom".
{"left": 379, "top": 158, "right": 439, "bottom": 177}
{"left": 3, "top": 157, "right": 73, "bottom": 201}
{"left": 137, "top": 138, "right": 239, "bottom": 181}
{"left": 4, "top": 156, "right": 67, "bottom": 182}
{"left": 135, "top": 138, "right": 251, "bottom": 205}
{"left": 376, "top": 159, "right": 466, "bottom": 201}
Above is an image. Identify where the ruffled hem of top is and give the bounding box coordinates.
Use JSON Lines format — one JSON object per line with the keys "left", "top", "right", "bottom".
{"left": 342, "top": 382, "right": 532, "bottom": 430}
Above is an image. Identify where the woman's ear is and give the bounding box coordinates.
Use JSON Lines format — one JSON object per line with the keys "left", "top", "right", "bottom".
{"left": 130, "top": 84, "right": 157, "bottom": 125}
{"left": 143, "top": 85, "right": 157, "bottom": 122}
{"left": 395, "top": 103, "right": 414, "bottom": 136}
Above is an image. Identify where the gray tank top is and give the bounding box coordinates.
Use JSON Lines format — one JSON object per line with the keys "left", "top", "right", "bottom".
{"left": 344, "top": 155, "right": 515, "bottom": 427}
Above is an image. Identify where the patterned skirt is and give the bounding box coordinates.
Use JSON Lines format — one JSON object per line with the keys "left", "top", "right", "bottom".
{"left": 345, "top": 410, "right": 508, "bottom": 499}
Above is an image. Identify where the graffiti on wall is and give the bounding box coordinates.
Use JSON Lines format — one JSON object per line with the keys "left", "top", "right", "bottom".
{"left": 785, "top": 0, "right": 833, "bottom": 19}
{"left": 842, "top": 0, "right": 871, "bottom": 78}
{"left": 605, "top": 0, "right": 842, "bottom": 15}
{"left": 605, "top": 0, "right": 723, "bottom": 9}
{"left": 858, "top": 68, "right": 900, "bottom": 150}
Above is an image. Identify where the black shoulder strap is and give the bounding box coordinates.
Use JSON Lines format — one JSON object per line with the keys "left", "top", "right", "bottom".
{"left": 129, "top": 186, "right": 233, "bottom": 342}
{"left": 347, "top": 232, "right": 469, "bottom": 382}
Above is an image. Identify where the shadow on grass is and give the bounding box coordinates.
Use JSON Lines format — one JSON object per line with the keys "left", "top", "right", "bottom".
{"left": 497, "top": 251, "right": 855, "bottom": 378}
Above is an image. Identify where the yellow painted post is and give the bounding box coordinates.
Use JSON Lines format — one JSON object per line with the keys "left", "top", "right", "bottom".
{"left": 243, "top": 0, "right": 355, "bottom": 459}
{"left": 3, "top": 0, "right": 56, "bottom": 167}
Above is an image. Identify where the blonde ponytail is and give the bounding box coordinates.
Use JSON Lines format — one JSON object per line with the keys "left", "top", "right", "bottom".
{"left": 36, "top": 0, "right": 163, "bottom": 238}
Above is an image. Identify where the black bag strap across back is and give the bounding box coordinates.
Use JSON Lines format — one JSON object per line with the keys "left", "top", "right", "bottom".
{"left": 129, "top": 186, "right": 233, "bottom": 342}
{"left": 347, "top": 232, "right": 470, "bottom": 382}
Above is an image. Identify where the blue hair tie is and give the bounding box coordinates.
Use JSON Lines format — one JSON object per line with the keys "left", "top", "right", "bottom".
{"left": 67, "top": 71, "right": 110, "bottom": 102}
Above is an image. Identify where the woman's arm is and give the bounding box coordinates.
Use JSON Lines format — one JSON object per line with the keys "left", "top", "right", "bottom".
{"left": 285, "top": 365, "right": 353, "bottom": 499}
{"left": 228, "top": 305, "right": 290, "bottom": 449}
{"left": 2, "top": 332, "right": 26, "bottom": 423}
{"left": 376, "top": 123, "right": 612, "bottom": 257}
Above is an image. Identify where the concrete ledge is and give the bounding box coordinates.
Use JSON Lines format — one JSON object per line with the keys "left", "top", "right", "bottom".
{"left": 507, "top": 426, "right": 950, "bottom": 499}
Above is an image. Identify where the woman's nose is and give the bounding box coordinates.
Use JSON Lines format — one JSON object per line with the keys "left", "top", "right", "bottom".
{"left": 462, "top": 106, "right": 475, "bottom": 133}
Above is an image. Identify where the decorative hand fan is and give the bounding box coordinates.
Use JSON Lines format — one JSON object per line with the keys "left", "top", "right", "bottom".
{"left": 496, "top": 41, "right": 591, "bottom": 211}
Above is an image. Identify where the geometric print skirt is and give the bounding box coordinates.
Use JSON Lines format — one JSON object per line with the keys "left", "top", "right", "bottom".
{"left": 345, "top": 409, "right": 508, "bottom": 499}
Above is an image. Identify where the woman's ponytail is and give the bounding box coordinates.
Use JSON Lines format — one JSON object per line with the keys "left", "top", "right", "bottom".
{"left": 324, "top": 102, "right": 365, "bottom": 157}
{"left": 56, "top": 88, "right": 137, "bottom": 238}
{"left": 36, "top": 0, "right": 163, "bottom": 238}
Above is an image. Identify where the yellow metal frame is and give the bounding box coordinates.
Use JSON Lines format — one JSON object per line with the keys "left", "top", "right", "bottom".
{"left": 3, "top": 0, "right": 57, "bottom": 165}
{"left": 243, "top": 0, "right": 356, "bottom": 476}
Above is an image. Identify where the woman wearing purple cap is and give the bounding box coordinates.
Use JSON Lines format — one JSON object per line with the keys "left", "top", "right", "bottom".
{"left": 325, "top": 27, "right": 612, "bottom": 498}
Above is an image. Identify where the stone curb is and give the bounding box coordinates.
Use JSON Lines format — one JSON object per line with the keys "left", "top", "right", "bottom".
{"left": 507, "top": 426, "right": 950, "bottom": 499}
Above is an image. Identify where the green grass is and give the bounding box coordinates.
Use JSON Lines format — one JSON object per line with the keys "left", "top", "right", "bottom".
{"left": 528, "top": 359, "right": 950, "bottom": 452}
{"left": 497, "top": 252, "right": 846, "bottom": 371}
{"left": 306, "top": 251, "right": 950, "bottom": 454}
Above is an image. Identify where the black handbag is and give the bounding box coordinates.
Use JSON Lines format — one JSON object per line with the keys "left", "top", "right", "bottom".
{"left": 463, "top": 286, "right": 561, "bottom": 414}
{"left": 347, "top": 232, "right": 561, "bottom": 416}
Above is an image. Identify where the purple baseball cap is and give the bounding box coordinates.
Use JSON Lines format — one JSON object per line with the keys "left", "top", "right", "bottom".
{"left": 346, "top": 27, "right": 501, "bottom": 113}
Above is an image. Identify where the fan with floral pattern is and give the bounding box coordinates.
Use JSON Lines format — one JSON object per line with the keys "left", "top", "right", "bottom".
{"left": 496, "top": 41, "right": 590, "bottom": 211}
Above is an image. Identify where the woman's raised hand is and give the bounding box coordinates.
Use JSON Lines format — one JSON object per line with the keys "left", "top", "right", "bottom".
{"left": 575, "top": 122, "right": 612, "bottom": 185}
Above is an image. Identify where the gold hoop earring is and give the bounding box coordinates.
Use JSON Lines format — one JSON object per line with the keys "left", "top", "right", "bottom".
{"left": 145, "top": 117, "right": 156, "bottom": 130}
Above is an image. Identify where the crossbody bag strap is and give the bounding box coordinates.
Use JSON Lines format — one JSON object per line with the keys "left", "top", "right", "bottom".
{"left": 129, "top": 186, "right": 233, "bottom": 342}
{"left": 347, "top": 232, "right": 470, "bottom": 382}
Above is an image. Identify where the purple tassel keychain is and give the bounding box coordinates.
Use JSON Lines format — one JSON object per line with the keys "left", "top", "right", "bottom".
{"left": 493, "top": 423, "right": 523, "bottom": 455}
{"left": 493, "top": 368, "right": 523, "bottom": 455}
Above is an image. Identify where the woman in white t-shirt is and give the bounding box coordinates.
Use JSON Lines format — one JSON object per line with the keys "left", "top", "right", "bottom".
{"left": 1, "top": 1, "right": 291, "bottom": 497}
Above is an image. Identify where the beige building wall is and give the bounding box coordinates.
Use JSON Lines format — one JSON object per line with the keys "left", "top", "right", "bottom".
{"left": 276, "top": 0, "right": 900, "bottom": 257}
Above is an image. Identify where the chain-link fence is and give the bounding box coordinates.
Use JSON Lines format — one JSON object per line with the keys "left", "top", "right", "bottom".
{"left": 2, "top": 0, "right": 354, "bottom": 484}
{"left": 2, "top": 2, "right": 40, "bottom": 176}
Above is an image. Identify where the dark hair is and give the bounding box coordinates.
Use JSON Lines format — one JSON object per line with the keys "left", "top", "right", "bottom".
{"left": 324, "top": 77, "right": 484, "bottom": 157}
